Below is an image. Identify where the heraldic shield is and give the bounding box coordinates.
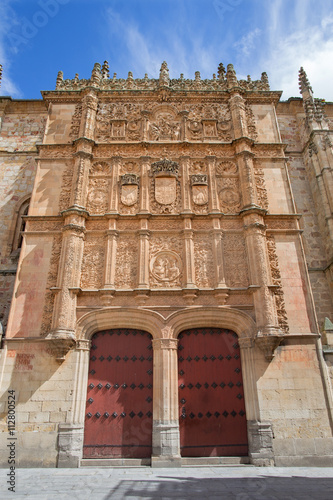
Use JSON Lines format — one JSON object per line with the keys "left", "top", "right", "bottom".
{"left": 192, "top": 185, "right": 208, "bottom": 205}
{"left": 121, "top": 184, "right": 138, "bottom": 206}
{"left": 155, "top": 176, "right": 177, "bottom": 205}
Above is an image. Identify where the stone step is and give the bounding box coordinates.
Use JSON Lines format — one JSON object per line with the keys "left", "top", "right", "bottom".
{"left": 80, "top": 456, "right": 251, "bottom": 468}
{"left": 81, "top": 458, "right": 151, "bottom": 467}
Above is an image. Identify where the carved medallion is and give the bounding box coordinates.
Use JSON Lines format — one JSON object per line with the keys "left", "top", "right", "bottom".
{"left": 150, "top": 251, "right": 182, "bottom": 283}
{"left": 219, "top": 187, "right": 241, "bottom": 206}
{"left": 155, "top": 177, "right": 177, "bottom": 205}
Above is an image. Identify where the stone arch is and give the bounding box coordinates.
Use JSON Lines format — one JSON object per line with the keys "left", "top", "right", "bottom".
{"left": 76, "top": 307, "right": 166, "bottom": 341}
{"left": 165, "top": 307, "right": 257, "bottom": 340}
{"left": 151, "top": 103, "right": 179, "bottom": 119}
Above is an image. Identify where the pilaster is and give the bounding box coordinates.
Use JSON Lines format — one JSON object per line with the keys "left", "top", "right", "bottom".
{"left": 152, "top": 337, "right": 181, "bottom": 466}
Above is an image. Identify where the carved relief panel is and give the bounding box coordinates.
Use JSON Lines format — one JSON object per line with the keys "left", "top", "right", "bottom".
{"left": 224, "top": 233, "right": 249, "bottom": 287}
{"left": 194, "top": 236, "right": 214, "bottom": 288}
{"left": 186, "top": 103, "right": 233, "bottom": 141}
{"left": 81, "top": 236, "right": 105, "bottom": 289}
{"left": 216, "top": 161, "right": 242, "bottom": 213}
{"left": 95, "top": 102, "right": 143, "bottom": 142}
{"left": 59, "top": 161, "right": 74, "bottom": 212}
{"left": 254, "top": 165, "right": 269, "bottom": 210}
{"left": 149, "top": 159, "right": 181, "bottom": 214}
{"left": 149, "top": 236, "right": 183, "bottom": 288}
{"left": 148, "top": 105, "right": 181, "bottom": 141}
{"left": 86, "top": 161, "right": 111, "bottom": 215}
{"left": 114, "top": 236, "right": 138, "bottom": 289}
{"left": 69, "top": 103, "right": 82, "bottom": 140}
{"left": 266, "top": 236, "right": 289, "bottom": 332}
{"left": 41, "top": 234, "right": 62, "bottom": 335}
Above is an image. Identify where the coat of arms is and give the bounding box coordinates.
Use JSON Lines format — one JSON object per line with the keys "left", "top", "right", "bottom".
{"left": 155, "top": 176, "right": 176, "bottom": 205}
{"left": 120, "top": 174, "right": 139, "bottom": 206}
{"left": 191, "top": 174, "right": 208, "bottom": 206}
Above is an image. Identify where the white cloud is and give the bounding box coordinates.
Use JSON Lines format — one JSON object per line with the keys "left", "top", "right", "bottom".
{"left": 262, "top": 3, "right": 333, "bottom": 100}
{"left": 105, "top": 7, "right": 219, "bottom": 80}
{"left": 234, "top": 28, "right": 261, "bottom": 57}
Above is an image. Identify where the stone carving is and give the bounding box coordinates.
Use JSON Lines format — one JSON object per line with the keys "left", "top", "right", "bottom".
{"left": 39, "top": 145, "right": 74, "bottom": 159}
{"left": 85, "top": 220, "right": 108, "bottom": 231}
{"left": 189, "top": 161, "right": 207, "bottom": 174}
{"left": 194, "top": 238, "right": 214, "bottom": 288}
{"left": 224, "top": 233, "right": 249, "bottom": 287}
{"left": 216, "top": 161, "right": 238, "bottom": 176}
{"left": 56, "top": 62, "right": 269, "bottom": 93}
{"left": 81, "top": 239, "right": 104, "bottom": 289}
{"left": 217, "top": 178, "right": 242, "bottom": 213}
{"left": 86, "top": 178, "right": 109, "bottom": 214}
{"left": 41, "top": 235, "right": 62, "bottom": 336}
{"left": 150, "top": 250, "right": 182, "bottom": 283}
{"left": 266, "top": 236, "right": 289, "bottom": 333}
{"left": 149, "top": 112, "right": 180, "bottom": 141}
{"left": 266, "top": 219, "right": 295, "bottom": 230}
{"left": 119, "top": 174, "right": 139, "bottom": 214}
{"left": 95, "top": 102, "right": 143, "bottom": 142}
{"left": 28, "top": 221, "right": 62, "bottom": 232}
{"left": 151, "top": 159, "right": 179, "bottom": 176}
{"left": 191, "top": 174, "right": 208, "bottom": 207}
{"left": 59, "top": 162, "right": 73, "bottom": 212}
{"left": 254, "top": 166, "right": 269, "bottom": 210}
{"left": 114, "top": 237, "right": 137, "bottom": 288}
{"left": 253, "top": 145, "right": 284, "bottom": 158}
{"left": 150, "top": 160, "right": 181, "bottom": 213}
{"left": 186, "top": 103, "right": 232, "bottom": 141}
{"left": 149, "top": 219, "right": 181, "bottom": 230}
{"left": 116, "top": 220, "right": 139, "bottom": 230}
{"left": 69, "top": 103, "right": 82, "bottom": 140}
{"left": 119, "top": 161, "right": 140, "bottom": 175}
{"left": 90, "top": 161, "right": 111, "bottom": 176}
{"left": 245, "top": 103, "right": 258, "bottom": 141}
{"left": 149, "top": 236, "right": 183, "bottom": 287}
{"left": 154, "top": 177, "right": 177, "bottom": 205}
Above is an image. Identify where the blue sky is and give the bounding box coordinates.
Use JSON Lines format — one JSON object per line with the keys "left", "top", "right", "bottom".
{"left": 1, "top": 0, "right": 333, "bottom": 100}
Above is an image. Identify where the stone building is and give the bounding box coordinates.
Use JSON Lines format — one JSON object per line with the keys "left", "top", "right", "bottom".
{"left": 0, "top": 61, "right": 332, "bottom": 467}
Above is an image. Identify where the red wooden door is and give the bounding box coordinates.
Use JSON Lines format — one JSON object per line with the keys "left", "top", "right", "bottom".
{"left": 83, "top": 329, "right": 153, "bottom": 458}
{"left": 178, "top": 328, "right": 248, "bottom": 457}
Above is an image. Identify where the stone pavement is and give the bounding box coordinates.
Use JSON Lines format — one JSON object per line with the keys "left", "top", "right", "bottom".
{"left": 1, "top": 466, "right": 333, "bottom": 500}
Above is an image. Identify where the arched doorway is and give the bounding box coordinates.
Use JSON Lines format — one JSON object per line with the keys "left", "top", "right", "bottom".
{"left": 83, "top": 329, "right": 153, "bottom": 458}
{"left": 178, "top": 328, "right": 248, "bottom": 457}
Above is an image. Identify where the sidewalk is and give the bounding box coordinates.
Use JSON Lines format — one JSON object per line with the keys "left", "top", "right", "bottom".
{"left": 1, "top": 466, "right": 333, "bottom": 499}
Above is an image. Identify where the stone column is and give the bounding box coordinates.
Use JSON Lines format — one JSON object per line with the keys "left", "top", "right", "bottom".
{"left": 137, "top": 219, "right": 150, "bottom": 289}
{"left": 179, "top": 110, "right": 189, "bottom": 141}
{"left": 211, "top": 222, "right": 227, "bottom": 288}
{"left": 141, "top": 110, "right": 151, "bottom": 141}
{"left": 180, "top": 156, "right": 191, "bottom": 213}
{"left": 242, "top": 210, "right": 279, "bottom": 334}
{"left": 152, "top": 337, "right": 181, "bottom": 467}
{"left": 139, "top": 156, "right": 151, "bottom": 213}
{"left": 207, "top": 156, "right": 219, "bottom": 213}
{"left": 182, "top": 218, "right": 196, "bottom": 288}
{"left": 102, "top": 219, "right": 118, "bottom": 292}
{"left": 109, "top": 156, "right": 121, "bottom": 213}
{"left": 50, "top": 212, "right": 86, "bottom": 340}
{"left": 58, "top": 339, "right": 90, "bottom": 468}
{"left": 238, "top": 337, "right": 275, "bottom": 466}
{"left": 48, "top": 103, "right": 94, "bottom": 343}
{"left": 237, "top": 150, "right": 258, "bottom": 209}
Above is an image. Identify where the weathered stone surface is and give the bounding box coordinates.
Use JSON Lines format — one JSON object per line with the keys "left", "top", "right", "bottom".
{"left": 0, "top": 63, "right": 332, "bottom": 468}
